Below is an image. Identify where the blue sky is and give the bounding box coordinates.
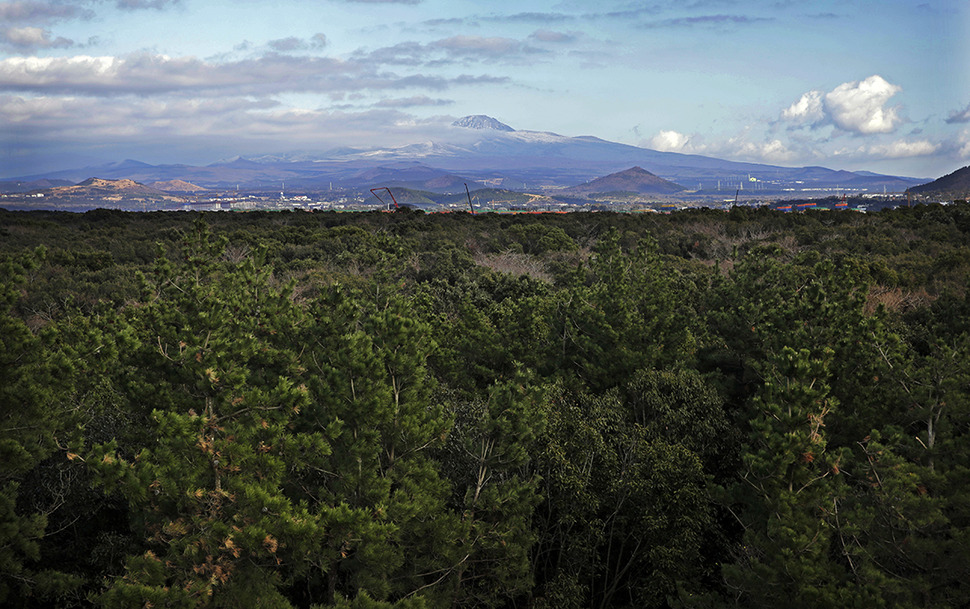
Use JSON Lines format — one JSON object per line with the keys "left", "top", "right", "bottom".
{"left": 2, "top": 0, "right": 968, "bottom": 179}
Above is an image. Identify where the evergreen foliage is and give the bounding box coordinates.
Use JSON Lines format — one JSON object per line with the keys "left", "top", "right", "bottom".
{"left": 1, "top": 204, "right": 969, "bottom": 607}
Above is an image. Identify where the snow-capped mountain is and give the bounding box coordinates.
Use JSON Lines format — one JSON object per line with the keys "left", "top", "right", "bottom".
{"left": 4, "top": 116, "right": 927, "bottom": 194}
{"left": 451, "top": 115, "right": 515, "bottom": 131}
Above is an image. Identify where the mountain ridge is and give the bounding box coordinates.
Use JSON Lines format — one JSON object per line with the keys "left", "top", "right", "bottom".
{"left": 908, "top": 165, "right": 970, "bottom": 197}
{"left": 1, "top": 115, "right": 930, "bottom": 194}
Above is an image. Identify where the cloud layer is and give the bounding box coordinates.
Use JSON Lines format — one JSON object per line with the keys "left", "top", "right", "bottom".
{"left": 0, "top": 1, "right": 94, "bottom": 24}
{"left": 0, "top": 51, "right": 509, "bottom": 96}
{"left": 0, "top": 1, "right": 966, "bottom": 177}
{"left": 646, "top": 73, "right": 966, "bottom": 172}
{"left": 782, "top": 75, "right": 902, "bottom": 135}
{"left": 1, "top": 25, "right": 73, "bottom": 50}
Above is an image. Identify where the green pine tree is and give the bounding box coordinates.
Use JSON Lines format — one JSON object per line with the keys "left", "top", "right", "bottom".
{"left": 88, "top": 220, "right": 322, "bottom": 608}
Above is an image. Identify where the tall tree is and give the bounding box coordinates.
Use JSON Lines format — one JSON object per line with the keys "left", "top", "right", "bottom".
{"left": 437, "top": 374, "right": 544, "bottom": 608}
{"left": 292, "top": 286, "right": 455, "bottom": 607}
{"left": 721, "top": 347, "right": 849, "bottom": 608}
{"left": 546, "top": 229, "right": 697, "bottom": 392}
{"left": 0, "top": 250, "right": 65, "bottom": 603}
{"left": 88, "top": 221, "right": 322, "bottom": 608}
{"left": 533, "top": 385, "right": 711, "bottom": 609}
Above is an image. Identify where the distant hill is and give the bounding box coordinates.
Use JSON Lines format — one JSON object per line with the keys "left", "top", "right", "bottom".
{"left": 0, "top": 178, "right": 74, "bottom": 194}
{"left": 353, "top": 163, "right": 482, "bottom": 194}
{"left": 2, "top": 177, "right": 186, "bottom": 210}
{"left": 441, "top": 188, "right": 559, "bottom": 210}
{"left": 908, "top": 165, "right": 970, "bottom": 198}
{"left": 149, "top": 179, "right": 207, "bottom": 193}
{"left": 374, "top": 188, "right": 438, "bottom": 209}
{"left": 52, "top": 178, "right": 168, "bottom": 198}
{"left": 565, "top": 166, "right": 686, "bottom": 196}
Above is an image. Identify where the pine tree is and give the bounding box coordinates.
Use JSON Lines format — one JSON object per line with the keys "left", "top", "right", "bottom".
{"left": 533, "top": 384, "right": 711, "bottom": 609}
{"left": 292, "top": 285, "right": 455, "bottom": 607}
{"left": 438, "top": 373, "right": 544, "bottom": 608}
{"left": 88, "top": 220, "right": 322, "bottom": 608}
{"left": 722, "top": 347, "right": 848, "bottom": 608}
{"left": 546, "top": 229, "right": 696, "bottom": 392}
{"left": 0, "top": 250, "right": 59, "bottom": 603}
{"left": 0, "top": 248, "right": 96, "bottom": 604}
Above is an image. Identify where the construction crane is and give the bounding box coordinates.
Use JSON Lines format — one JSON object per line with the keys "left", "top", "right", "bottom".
{"left": 464, "top": 183, "right": 476, "bottom": 214}
{"left": 370, "top": 187, "right": 399, "bottom": 211}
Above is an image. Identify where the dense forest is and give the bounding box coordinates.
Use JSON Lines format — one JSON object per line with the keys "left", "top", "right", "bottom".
{"left": 1, "top": 204, "right": 969, "bottom": 608}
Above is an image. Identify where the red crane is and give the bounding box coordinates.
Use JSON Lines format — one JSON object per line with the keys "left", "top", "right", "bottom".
{"left": 370, "top": 187, "right": 399, "bottom": 210}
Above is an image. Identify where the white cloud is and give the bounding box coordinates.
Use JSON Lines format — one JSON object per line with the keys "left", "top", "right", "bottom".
{"left": 0, "top": 93, "right": 458, "bottom": 152}
{"left": 648, "top": 128, "right": 802, "bottom": 164}
{"left": 823, "top": 75, "right": 901, "bottom": 134}
{"left": 649, "top": 129, "right": 692, "bottom": 152}
{"left": 732, "top": 137, "right": 797, "bottom": 163}
{"left": 781, "top": 90, "right": 823, "bottom": 123}
{"left": 1, "top": 94, "right": 278, "bottom": 134}
{"left": 761, "top": 75, "right": 970, "bottom": 173}
{"left": 957, "top": 131, "right": 970, "bottom": 158}
{"left": 781, "top": 75, "right": 903, "bottom": 135}
{"left": 1, "top": 25, "right": 73, "bottom": 49}
{"left": 0, "top": 52, "right": 507, "bottom": 96}
{"left": 0, "top": 55, "right": 119, "bottom": 87}
{"left": 866, "top": 139, "right": 938, "bottom": 158}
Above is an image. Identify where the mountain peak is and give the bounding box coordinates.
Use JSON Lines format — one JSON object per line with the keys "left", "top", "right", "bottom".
{"left": 624, "top": 166, "right": 654, "bottom": 176}
{"left": 452, "top": 115, "right": 515, "bottom": 132}
{"left": 566, "top": 166, "right": 686, "bottom": 195}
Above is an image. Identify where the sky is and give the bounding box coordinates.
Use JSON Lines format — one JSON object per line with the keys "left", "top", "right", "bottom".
{"left": 2, "top": 0, "right": 968, "bottom": 179}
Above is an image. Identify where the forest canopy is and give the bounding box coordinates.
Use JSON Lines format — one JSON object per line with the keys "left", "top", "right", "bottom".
{"left": 1, "top": 204, "right": 969, "bottom": 608}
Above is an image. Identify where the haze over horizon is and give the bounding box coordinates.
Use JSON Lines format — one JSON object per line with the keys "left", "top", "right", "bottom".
{"left": 2, "top": 0, "right": 968, "bottom": 180}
